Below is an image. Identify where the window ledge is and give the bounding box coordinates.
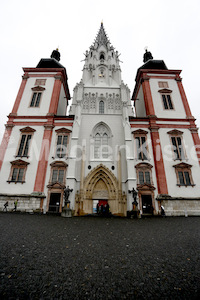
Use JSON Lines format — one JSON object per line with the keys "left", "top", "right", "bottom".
{"left": 173, "top": 158, "right": 188, "bottom": 162}
{"left": 52, "top": 156, "right": 68, "bottom": 160}
{"left": 177, "top": 184, "right": 195, "bottom": 187}
{"left": 135, "top": 158, "right": 150, "bottom": 161}
{"left": 7, "top": 181, "right": 25, "bottom": 184}
{"left": 15, "top": 155, "right": 29, "bottom": 159}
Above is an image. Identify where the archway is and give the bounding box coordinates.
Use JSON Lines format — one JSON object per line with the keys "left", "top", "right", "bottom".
{"left": 75, "top": 164, "right": 126, "bottom": 216}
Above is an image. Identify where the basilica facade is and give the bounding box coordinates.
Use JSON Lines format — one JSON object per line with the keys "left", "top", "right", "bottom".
{"left": 0, "top": 23, "right": 200, "bottom": 216}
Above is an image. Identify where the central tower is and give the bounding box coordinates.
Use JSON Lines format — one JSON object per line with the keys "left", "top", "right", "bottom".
{"left": 68, "top": 23, "right": 133, "bottom": 216}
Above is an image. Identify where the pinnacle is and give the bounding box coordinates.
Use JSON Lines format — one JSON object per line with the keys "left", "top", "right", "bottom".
{"left": 94, "top": 23, "right": 110, "bottom": 48}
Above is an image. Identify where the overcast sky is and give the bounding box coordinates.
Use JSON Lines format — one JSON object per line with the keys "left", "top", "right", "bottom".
{"left": 0, "top": 0, "right": 200, "bottom": 142}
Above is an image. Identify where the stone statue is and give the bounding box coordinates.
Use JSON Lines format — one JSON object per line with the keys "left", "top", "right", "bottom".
{"left": 64, "top": 186, "right": 73, "bottom": 206}
{"left": 129, "top": 188, "right": 138, "bottom": 218}
{"left": 129, "top": 187, "right": 138, "bottom": 203}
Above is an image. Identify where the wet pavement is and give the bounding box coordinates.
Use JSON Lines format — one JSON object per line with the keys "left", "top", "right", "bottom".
{"left": 0, "top": 213, "right": 200, "bottom": 299}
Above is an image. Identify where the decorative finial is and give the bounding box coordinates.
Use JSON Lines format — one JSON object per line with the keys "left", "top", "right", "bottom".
{"left": 101, "top": 20, "right": 103, "bottom": 25}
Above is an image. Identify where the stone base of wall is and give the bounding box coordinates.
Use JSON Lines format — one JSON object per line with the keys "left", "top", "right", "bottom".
{"left": 0, "top": 193, "right": 46, "bottom": 213}
{"left": 157, "top": 196, "right": 200, "bottom": 216}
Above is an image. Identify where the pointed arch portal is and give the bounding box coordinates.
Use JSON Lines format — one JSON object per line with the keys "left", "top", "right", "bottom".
{"left": 75, "top": 164, "right": 126, "bottom": 216}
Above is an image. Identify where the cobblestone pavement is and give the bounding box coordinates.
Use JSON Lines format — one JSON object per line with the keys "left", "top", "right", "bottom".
{"left": 0, "top": 213, "right": 200, "bottom": 299}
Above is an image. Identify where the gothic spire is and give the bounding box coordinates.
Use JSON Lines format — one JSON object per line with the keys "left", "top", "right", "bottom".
{"left": 93, "top": 22, "right": 111, "bottom": 49}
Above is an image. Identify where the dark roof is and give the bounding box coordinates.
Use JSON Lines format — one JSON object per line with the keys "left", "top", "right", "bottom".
{"left": 132, "top": 60, "right": 168, "bottom": 100}
{"left": 138, "top": 59, "right": 168, "bottom": 71}
{"left": 36, "top": 58, "right": 65, "bottom": 69}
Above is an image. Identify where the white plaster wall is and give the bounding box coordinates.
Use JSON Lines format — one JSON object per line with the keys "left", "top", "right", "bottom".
{"left": 135, "top": 86, "right": 146, "bottom": 117}
{"left": 159, "top": 128, "right": 200, "bottom": 197}
{"left": 132, "top": 131, "right": 158, "bottom": 191}
{"left": 17, "top": 77, "right": 55, "bottom": 116}
{"left": 43, "top": 126, "right": 73, "bottom": 197}
{"left": 0, "top": 124, "right": 44, "bottom": 194}
{"left": 57, "top": 85, "right": 67, "bottom": 116}
{"left": 149, "top": 78, "right": 186, "bottom": 119}
{"left": 74, "top": 114, "right": 125, "bottom": 180}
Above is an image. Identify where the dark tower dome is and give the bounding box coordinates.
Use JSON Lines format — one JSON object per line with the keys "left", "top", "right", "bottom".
{"left": 36, "top": 49, "right": 65, "bottom": 69}
{"left": 50, "top": 48, "right": 61, "bottom": 61}
{"left": 143, "top": 49, "right": 153, "bottom": 63}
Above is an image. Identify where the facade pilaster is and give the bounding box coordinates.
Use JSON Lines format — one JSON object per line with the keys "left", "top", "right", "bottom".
{"left": 0, "top": 124, "right": 14, "bottom": 170}
{"left": 175, "top": 76, "right": 192, "bottom": 118}
{"left": 10, "top": 74, "right": 29, "bottom": 116}
{"left": 48, "top": 74, "right": 62, "bottom": 115}
{"left": 149, "top": 120, "right": 168, "bottom": 195}
{"left": 141, "top": 76, "right": 156, "bottom": 117}
{"left": 189, "top": 127, "right": 200, "bottom": 165}
{"left": 33, "top": 123, "right": 54, "bottom": 192}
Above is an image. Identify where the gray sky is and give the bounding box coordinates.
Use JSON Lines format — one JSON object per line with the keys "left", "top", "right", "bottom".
{"left": 0, "top": 0, "right": 200, "bottom": 142}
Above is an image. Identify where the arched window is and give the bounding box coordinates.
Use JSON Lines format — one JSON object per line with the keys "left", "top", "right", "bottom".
{"left": 92, "top": 123, "right": 111, "bottom": 159}
{"left": 16, "top": 127, "right": 36, "bottom": 157}
{"left": 7, "top": 159, "right": 29, "bottom": 184}
{"left": 49, "top": 161, "right": 67, "bottom": 184}
{"left": 30, "top": 86, "right": 45, "bottom": 107}
{"left": 99, "top": 101, "right": 104, "bottom": 114}
{"left": 94, "top": 133, "right": 101, "bottom": 158}
{"left": 135, "top": 163, "right": 153, "bottom": 186}
{"left": 132, "top": 129, "right": 149, "bottom": 160}
{"left": 173, "top": 162, "right": 195, "bottom": 187}
{"left": 102, "top": 133, "right": 108, "bottom": 158}
{"left": 100, "top": 53, "right": 105, "bottom": 60}
{"left": 55, "top": 128, "right": 71, "bottom": 158}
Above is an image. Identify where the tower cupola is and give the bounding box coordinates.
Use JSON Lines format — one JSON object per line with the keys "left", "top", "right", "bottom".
{"left": 50, "top": 48, "right": 61, "bottom": 61}
{"left": 143, "top": 49, "right": 153, "bottom": 63}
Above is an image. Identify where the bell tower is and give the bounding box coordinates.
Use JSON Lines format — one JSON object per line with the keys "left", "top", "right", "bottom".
{"left": 68, "top": 23, "right": 134, "bottom": 216}
{"left": 82, "top": 22, "right": 122, "bottom": 87}
{"left": 69, "top": 23, "right": 132, "bottom": 117}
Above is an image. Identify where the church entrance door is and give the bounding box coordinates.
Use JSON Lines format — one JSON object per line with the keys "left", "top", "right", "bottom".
{"left": 141, "top": 195, "right": 153, "bottom": 214}
{"left": 49, "top": 193, "right": 61, "bottom": 213}
{"left": 77, "top": 164, "right": 126, "bottom": 216}
{"left": 93, "top": 200, "right": 108, "bottom": 214}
